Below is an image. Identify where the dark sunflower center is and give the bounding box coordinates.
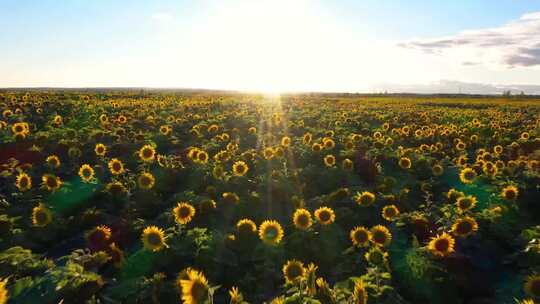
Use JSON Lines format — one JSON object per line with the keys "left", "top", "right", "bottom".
{"left": 435, "top": 239, "right": 449, "bottom": 251}
{"left": 373, "top": 231, "right": 387, "bottom": 244}
{"left": 147, "top": 233, "right": 161, "bottom": 246}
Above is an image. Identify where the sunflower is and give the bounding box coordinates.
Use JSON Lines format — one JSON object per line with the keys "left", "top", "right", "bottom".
{"left": 459, "top": 167, "right": 477, "bottom": 184}
{"left": 41, "top": 174, "right": 62, "bottom": 192}
{"left": 258, "top": 220, "right": 284, "bottom": 245}
{"left": 32, "top": 203, "right": 52, "bottom": 227}
{"left": 222, "top": 192, "right": 240, "bottom": 205}
{"left": 342, "top": 158, "right": 354, "bottom": 171}
{"left": 365, "top": 246, "right": 389, "bottom": 266}
{"left": 314, "top": 207, "right": 335, "bottom": 225}
{"left": 519, "top": 299, "right": 535, "bottom": 304}
{"left": 355, "top": 191, "right": 376, "bottom": 206}
{"left": 0, "top": 277, "right": 7, "bottom": 304}
{"left": 525, "top": 274, "right": 540, "bottom": 298}
{"left": 79, "top": 164, "right": 95, "bottom": 182}
{"left": 106, "top": 181, "right": 127, "bottom": 195}
{"left": 282, "top": 260, "right": 305, "bottom": 283}
{"left": 262, "top": 147, "right": 274, "bottom": 160}
{"left": 432, "top": 164, "right": 444, "bottom": 176}
{"left": 87, "top": 225, "right": 112, "bottom": 246}
{"left": 196, "top": 150, "right": 209, "bottom": 164}
{"left": 95, "top": 143, "right": 107, "bottom": 156}
{"left": 180, "top": 269, "right": 210, "bottom": 304}
{"left": 159, "top": 125, "right": 172, "bottom": 136}
{"left": 428, "top": 232, "right": 455, "bottom": 257}
{"left": 323, "top": 155, "right": 336, "bottom": 167}
{"left": 293, "top": 208, "right": 313, "bottom": 230}
{"left": 281, "top": 136, "right": 291, "bottom": 147}
{"left": 501, "top": 185, "right": 519, "bottom": 201}
{"left": 370, "top": 225, "right": 392, "bottom": 247}
{"left": 45, "top": 155, "right": 61, "bottom": 168}
{"left": 173, "top": 202, "right": 196, "bottom": 225}
{"left": 381, "top": 205, "right": 400, "bottom": 221}
{"left": 108, "top": 158, "right": 125, "bottom": 175}
{"left": 350, "top": 226, "right": 371, "bottom": 247}
{"left": 303, "top": 133, "right": 312, "bottom": 145}
{"left": 141, "top": 226, "right": 167, "bottom": 252}
{"left": 353, "top": 280, "right": 368, "bottom": 304}
{"left": 398, "top": 157, "right": 412, "bottom": 169}
{"left": 229, "top": 286, "right": 244, "bottom": 304}
{"left": 451, "top": 217, "right": 478, "bottom": 237}
{"left": 323, "top": 138, "right": 335, "bottom": 149}
{"left": 15, "top": 172, "right": 32, "bottom": 192}
{"left": 456, "top": 195, "right": 477, "bottom": 213}
{"left": 137, "top": 172, "right": 155, "bottom": 190}
{"left": 11, "top": 122, "right": 29, "bottom": 135}
{"left": 139, "top": 144, "right": 156, "bottom": 162}
{"left": 447, "top": 188, "right": 465, "bottom": 202}
{"left": 212, "top": 164, "right": 225, "bottom": 180}
{"left": 236, "top": 219, "right": 257, "bottom": 235}
{"left": 232, "top": 161, "right": 249, "bottom": 177}
{"left": 312, "top": 143, "right": 323, "bottom": 152}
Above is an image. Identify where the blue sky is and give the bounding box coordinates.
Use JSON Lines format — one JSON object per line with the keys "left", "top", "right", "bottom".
{"left": 1, "top": 0, "right": 540, "bottom": 93}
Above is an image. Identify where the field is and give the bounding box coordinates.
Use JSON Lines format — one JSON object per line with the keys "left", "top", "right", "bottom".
{"left": 0, "top": 91, "right": 539, "bottom": 304}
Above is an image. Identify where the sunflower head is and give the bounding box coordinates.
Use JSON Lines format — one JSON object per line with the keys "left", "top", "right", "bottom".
{"left": 428, "top": 232, "right": 455, "bottom": 257}
{"left": 141, "top": 226, "right": 167, "bottom": 252}
{"left": 432, "top": 164, "right": 444, "bottom": 176}
{"left": 0, "top": 277, "right": 8, "bottom": 304}
{"left": 501, "top": 185, "right": 519, "bottom": 201}
{"left": 353, "top": 279, "right": 368, "bottom": 304}
{"left": 179, "top": 269, "right": 210, "bottom": 304}
{"left": 456, "top": 195, "right": 477, "bottom": 213}
{"left": 365, "top": 246, "right": 389, "bottom": 266}
{"left": 108, "top": 158, "right": 125, "bottom": 175}
{"left": 282, "top": 260, "right": 305, "bottom": 283}
{"left": 323, "top": 155, "right": 336, "bottom": 167}
{"left": 229, "top": 286, "right": 244, "bottom": 304}
{"left": 32, "top": 203, "right": 52, "bottom": 227}
{"left": 350, "top": 226, "right": 371, "bottom": 247}
{"left": 459, "top": 167, "right": 477, "bottom": 184}
{"left": 137, "top": 172, "right": 155, "bottom": 190}
{"left": 525, "top": 274, "right": 540, "bottom": 298}
{"left": 314, "top": 207, "right": 335, "bottom": 225}
{"left": 293, "top": 208, "right": 313, "bottom": 230}
{"left": 15, "top": 172, "right": 32, "bottom": 192}
{"left": 370, "top": 225, "right": 392, "bottom": 247}
{"left": 95, "top": 143, "right": 107, "bottom": 156}
{"left": 236, "top": 219, "right": 257, "bottom": 235}
{"left": 355, "top": 191, "right": 376, "bottom": 207}
{"left": 398, "top": 157, "right": 412, "bottom": 169}
{"left": 381, "top": 205, "right": 400, "bottom": 222}
{"left": 41, "top": 174, "right": 62, "bottom": 192}
{"left": 46, "top": 155, "right": 61, "bottom": 168}
{"left": 173, "top": 202, "right": 196, "bottom": 225}
{"left": 342, "top": 158, "right": 354, "bottom": 170}
{"left": 222, "top": 192, "right": 240, "bottom": 205}
{"left": 139, "top": 144, "right": 156, "bottom": 162}
{"left": 258, "top": 220, "right": 284, "bottom": 245}
{"left": 451, "top": 217, "right": 478, "bottom": 238}
{"left": 87, "top": 225, "right": 112, "bottom": 248}
{"left": 232, "top": 161, "right": 249, "bottom": 177}
{"left": 79, "top": 164, "right": 95, "bottom": 182}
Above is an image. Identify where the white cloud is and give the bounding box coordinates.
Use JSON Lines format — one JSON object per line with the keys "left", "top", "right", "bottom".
{"left": 399, "top": 11, "right": 540, "bottom": 68}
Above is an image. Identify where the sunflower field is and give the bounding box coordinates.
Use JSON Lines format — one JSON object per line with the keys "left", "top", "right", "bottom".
{"left": 0, "top": 91, "right": 539, "bottom": 304}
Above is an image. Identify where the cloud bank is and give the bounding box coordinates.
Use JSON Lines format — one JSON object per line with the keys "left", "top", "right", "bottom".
{"left": 371, "top": 80, "right": 540, "bottom": 95}
{"left": 399, "top": 11, "right": 540, "bottom": 68}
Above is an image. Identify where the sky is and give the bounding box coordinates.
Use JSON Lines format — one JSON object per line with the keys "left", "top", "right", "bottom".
{"left": 1, "top": 0, "right": 540, "bottom": 94}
